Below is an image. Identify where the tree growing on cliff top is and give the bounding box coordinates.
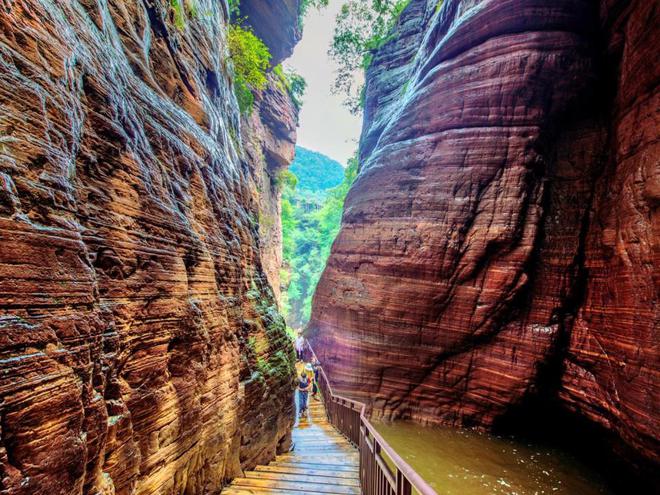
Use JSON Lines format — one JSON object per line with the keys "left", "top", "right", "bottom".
{"left": 300, "top": 0, "right": 330, "bottom": 24}
{"left": 274, "top": 65, "right": 308, "bottom": 110}
{"left": 227, "top": 4, "right": 310, "bottom": 114}
{"left": 330, "top": 0, "right": 411, "bottom": 113}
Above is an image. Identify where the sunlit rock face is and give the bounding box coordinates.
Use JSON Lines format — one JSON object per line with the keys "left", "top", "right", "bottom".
{"left": 0, "top": 0, "right": 298, "bottom": 494}
{"left": 310, "top": 0, "right": 658, "bottom": 474}
{"left": 244, "top": 74, "right": 299, "bottom": 303}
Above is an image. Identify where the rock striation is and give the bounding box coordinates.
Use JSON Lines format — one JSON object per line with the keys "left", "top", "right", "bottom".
{"left": 0, "top": 0, "right": 299, "bottom": 494}
{"left": 310, "top": 0, "right": 658, "bottom": 477}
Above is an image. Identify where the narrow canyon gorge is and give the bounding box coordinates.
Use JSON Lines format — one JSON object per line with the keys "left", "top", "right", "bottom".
{"left": 0, "top": 0, "right": 657, "bottom": 494}
{"left": 309, "top": 0, "right": 658, "bottom": 487}
{"left": 0, "top": 0, "right": 300, "bottom": 493}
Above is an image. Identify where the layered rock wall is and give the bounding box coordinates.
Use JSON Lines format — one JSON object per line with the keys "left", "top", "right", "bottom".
{"left": 310, "top": 0, "right": 658, "bottom": 474}
{"left": 0, "top": 0, "right": 298, "bottom": 494}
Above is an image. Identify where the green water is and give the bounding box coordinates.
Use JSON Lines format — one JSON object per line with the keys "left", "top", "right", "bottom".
{"left": 372, "top": 420, "right": 615, "bottom": 495}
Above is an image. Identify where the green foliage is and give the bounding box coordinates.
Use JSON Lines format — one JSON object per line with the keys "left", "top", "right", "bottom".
{"left": 233, "top": 78, "right": 253, "bottom": 114}
{"left": 299, "top": 0, "right": 329, "bottom": 25}
{"left": 226, "top": 4, "right": 308, "bottom": 115}
{"left": 275, "top": 169, "right": 299, "bottom": 190}
{"left": 288, "top": 73, "right": 307, "bottom": 108}
{"left": 288, "top": 72, "right": 307, "bottom": 110}
{"left": 171, "top": 0, "right": 186, "bottom": 30}
{"left": 273, "top": 65, "right": 308, "bottom": 110}
{"left": 330, "top": 0, "right": 411, "bottom": 113}
{"left": 258, "top": 211, "right": 275, "bottom": 230}
{"left": 228, "top": 0, "right": 241, "bottom": 16}
{"left": 285, "top": 326, "right": 297, "bottom": 340}
{"left": 281, "top": 151, "right": 358, "bottom": 327}
{"left": 290, "top": 147, "right": 344, "bottom": 191}
{"left": 273, "top": 64, "right": 287, "bottom": 91}
{"left": 435, "top": 0, "right": 445, "bottom": 14}
{"left": 170, "top": 0, "right": 201, "bottom": 29}
{"left": 187, "top": 0, "right": 199, "bottom": 18}
{"left": 281, "top": 195, "right": 297, "bottom": 262}
{"left": 228, "top": 24, "right": 271, "bottom": 114}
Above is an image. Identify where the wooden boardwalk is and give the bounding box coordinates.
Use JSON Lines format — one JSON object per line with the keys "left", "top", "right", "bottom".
{"left": 222, "top": 393, "right": 360, "bottom": 494}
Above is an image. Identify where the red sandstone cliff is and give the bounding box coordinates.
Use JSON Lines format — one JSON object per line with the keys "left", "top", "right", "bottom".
{"left": 0, "top": 1, "right": 299, "bottom": 494}
{"left": 310, "top": 0, "right": 658, "bottom": 475}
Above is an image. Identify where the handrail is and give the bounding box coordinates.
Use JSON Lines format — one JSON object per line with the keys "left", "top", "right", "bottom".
{"left": 305, "top": 343, "right": 438, "bottom": 495}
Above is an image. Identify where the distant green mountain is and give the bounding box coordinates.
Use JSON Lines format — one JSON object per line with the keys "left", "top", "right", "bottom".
{"left": 289, "top": 146, "right": 344, "bottom": 191}
{"left": 281, "top": 152, "right": 358, "bottom": 330}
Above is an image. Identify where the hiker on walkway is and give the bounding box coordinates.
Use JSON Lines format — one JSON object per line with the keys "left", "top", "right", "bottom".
{"left": 297, "top": 371, "right": 311, "bottom": 418}
{"left": 294, "top": 332, "right": 305, "bottom": 361}
{"left": 304, "top": 362, "right": 314, "bottom": 383}
{"left": 310, "top": 356, "right": 321, "bottom": 401}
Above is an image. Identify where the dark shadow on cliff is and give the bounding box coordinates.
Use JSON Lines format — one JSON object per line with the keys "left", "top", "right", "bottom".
{"left": 493, "top": 394, "right": 659, "bottom": 494}
{"left": 491, "top": 14, "right": 659, "bottom": 492}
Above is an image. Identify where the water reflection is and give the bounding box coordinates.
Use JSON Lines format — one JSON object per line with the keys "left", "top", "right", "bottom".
{"left": 372, "top": 420, "right": 614, "bottom": 495}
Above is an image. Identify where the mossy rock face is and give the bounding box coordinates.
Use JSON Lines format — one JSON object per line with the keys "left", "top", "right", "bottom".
{"left": 240, "top": 274, "right": 296, "bottom": 392}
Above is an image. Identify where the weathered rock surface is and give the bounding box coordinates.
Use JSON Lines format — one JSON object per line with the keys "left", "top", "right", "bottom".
{"left": 310, "top": 0, "right": 658, "bottom": 476}
{"left": 237, "top": 0, "right": 302, "bottom": 64}
{"left": 0, "top": 1, "right": 298, "bottom": 494}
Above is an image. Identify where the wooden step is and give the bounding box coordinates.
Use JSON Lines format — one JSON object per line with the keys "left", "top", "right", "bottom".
{"left": 223, "top": 488, "right": 350, "bottom": 495}
{"left": 292, "top": 445, "right": 354, "bottom": 452}
{"left": 254, "top": 465, "right": 359, "bottom": 479}
{"left": 291, "top": 438, "right": 352, "bottom": 446}
{"left": 271, "top": 461, "right": 359, "bottom": 473}
{"left": 292, "top": 431, "right": 344, "bottom": 437}
{"left": 244, "top": 471, "right": 359, "bottom": 487}
{"left": 222, "top": 488, "right": 351, "bottom": 495}
{"left": 292, "top": 435, "right": 348, "bottom": 441}
{"left": 275, "top": 458, "right": 358, "bottom": 466}
{"left": 292, "top": 439, "right": 349, "bottom": 446}
{"left": 274, "top": 459, "right": 359, "bottom": 468}
{"left": 293, "top": 432, "right": 344, "bottom": 438}
{"left": 230, "top": 477, "right": 360, "bottom": 494}
{"left": 292, "top": 444, "right": 350, "bottom": 452}
{"left": 293, "top": 432, "right": 340, "bottom": 437}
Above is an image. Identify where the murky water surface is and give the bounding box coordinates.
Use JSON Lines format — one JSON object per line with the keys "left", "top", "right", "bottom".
{"left": 372, "top": 420, "right": 614, "bottom": 495}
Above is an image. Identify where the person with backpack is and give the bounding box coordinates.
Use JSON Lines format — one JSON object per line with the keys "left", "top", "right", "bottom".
{"left": 297, "top": 371, "right": 311, "bottom": 418}
{"left": 310, "top": 357, "right": 321, "bottom": 400}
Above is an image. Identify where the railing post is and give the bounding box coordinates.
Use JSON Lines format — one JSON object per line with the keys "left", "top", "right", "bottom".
{"left": 396, "top": 471, "right": 411, "bottom": 495}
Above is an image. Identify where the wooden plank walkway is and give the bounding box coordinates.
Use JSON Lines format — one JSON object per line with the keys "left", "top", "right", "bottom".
{"left": 222, "top": 387, "right": 360, "bottom": 494}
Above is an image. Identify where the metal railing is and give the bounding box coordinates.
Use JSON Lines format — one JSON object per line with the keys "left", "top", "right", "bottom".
{"left": 306, "top": 344, "right": 438, "bottom": 495}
